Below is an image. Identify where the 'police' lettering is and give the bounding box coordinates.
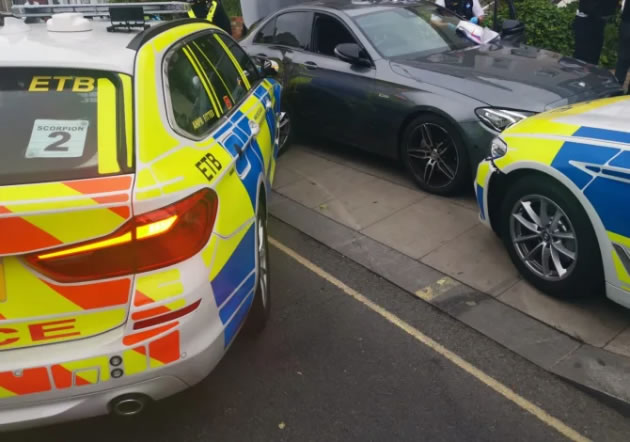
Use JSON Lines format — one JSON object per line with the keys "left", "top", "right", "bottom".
{"left": 29, "top": 319, "right": 80, "bottom": 342}
{"left": 0, "top": 328, "right": 18, "bottom": 347}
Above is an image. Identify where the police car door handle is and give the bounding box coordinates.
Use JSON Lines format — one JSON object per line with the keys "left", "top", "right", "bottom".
{"left": 249, "top": 120, "right": 260, "bottom": 138}
{"left": 304, "top": 61, "right": 318, "bottom": 70}
{"left": 241, "top": 120, "right": 261, "bottom": 151}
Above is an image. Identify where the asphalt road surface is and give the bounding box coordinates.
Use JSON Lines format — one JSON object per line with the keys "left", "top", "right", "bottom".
{"left": 7, "top": 218, "right": 630, "bottom": 442}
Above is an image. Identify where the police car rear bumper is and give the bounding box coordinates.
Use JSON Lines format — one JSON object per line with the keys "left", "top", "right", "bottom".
{"left": 0, "top": 284, "right": 229, "bottom": 432}
{"left": 0, "top": 376, "right": 186, "bottom": 432}
{"left": 0, "top": 321, "right": 226, "bottom": 432}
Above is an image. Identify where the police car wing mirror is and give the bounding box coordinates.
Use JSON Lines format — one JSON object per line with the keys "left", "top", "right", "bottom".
{"left": 334, "top": 43, "right": 372, "bottom": 67}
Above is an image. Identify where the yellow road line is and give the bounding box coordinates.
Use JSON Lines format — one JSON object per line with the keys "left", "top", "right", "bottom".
{"left": 416, "top": 276, "right": 460, "bottom": 301}
{"left": 269, "top": 237, "right": 590, "bottom": 442}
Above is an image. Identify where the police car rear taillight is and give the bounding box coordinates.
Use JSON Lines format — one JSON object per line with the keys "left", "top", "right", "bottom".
{"left": 25, "top": 188, "right": 218, "bottom": 283}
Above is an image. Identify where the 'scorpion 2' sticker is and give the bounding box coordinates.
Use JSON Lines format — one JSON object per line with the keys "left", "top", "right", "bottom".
{"left": 26, "top": 119, "right": 90, "bottom": 159}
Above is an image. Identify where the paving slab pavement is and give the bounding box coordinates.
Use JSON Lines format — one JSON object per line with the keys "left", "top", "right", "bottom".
{"left": 272, "top": 142, "right": 630, "bottom": 407}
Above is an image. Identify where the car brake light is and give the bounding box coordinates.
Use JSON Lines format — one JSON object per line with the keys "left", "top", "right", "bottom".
{"left": 26, "top": 189, "right": 218, "bottom": 283}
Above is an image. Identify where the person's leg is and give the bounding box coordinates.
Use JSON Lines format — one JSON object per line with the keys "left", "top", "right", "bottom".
{"left": 574, "top": 16, "right": 606, "bottom": 65}
{"left": 590, "top": 19, "right": 607, "bottom": 65}
{"left": 615, "top": 22, "right": 630, "bottom": 90}
{"left": 573, "top": 16, "right": 591, "bottom": 62}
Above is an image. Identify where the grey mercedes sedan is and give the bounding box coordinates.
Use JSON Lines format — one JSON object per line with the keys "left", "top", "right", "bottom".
{"left": 241, "top": 0, "right": 622, "bottom": 195}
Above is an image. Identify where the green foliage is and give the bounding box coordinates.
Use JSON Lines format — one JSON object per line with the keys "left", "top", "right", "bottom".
{"left": 490, "top": 0, "right": 620, "bottom": 68}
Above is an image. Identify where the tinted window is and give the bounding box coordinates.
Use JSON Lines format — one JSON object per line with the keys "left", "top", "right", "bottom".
{"left": 274, "top": 12, "right": 311, "bottom": 49}
{"left": 353, "top": 5, "right": 475, "bottom": 58}
{"left": 166, "top": 47, "right": 218, "bottom": 137}
{"left": 313, "top": 14, "right": 358, "bottom": 57}
{"left": 254, "top": 18, "right": 275, "bottom": 44}
{"left": 216, "top": 34, "right": 261, "bottom": 88}
{"left": 194, "top": 34, "right": 251, "bottom": 111}
{"left": 0, "top": 68, "right": 125, "bottom": 186}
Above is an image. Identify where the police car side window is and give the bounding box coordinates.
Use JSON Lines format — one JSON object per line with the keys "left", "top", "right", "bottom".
{"left": 194, "top": 34, "right": 251, "bottom": 110}
{"left": 165, "top": 47, "right": 218, "bottom": 138}
{"left": 216, "top": 34, "right": 261, "bottom": 88}
{"left": 189, "top": 36, "right": 234, "bottom": 115}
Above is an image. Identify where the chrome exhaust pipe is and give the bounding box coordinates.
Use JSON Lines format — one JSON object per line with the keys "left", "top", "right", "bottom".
{"left": 109, "top": 394, "right": 149, "bottom": 417}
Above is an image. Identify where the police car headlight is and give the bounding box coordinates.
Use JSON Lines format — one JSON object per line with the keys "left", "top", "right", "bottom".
{"left": 475, "top": 108, "right": 534, "bottom": 132}
{"left": 490, "top": 137, "right": 508, "bottom": 159}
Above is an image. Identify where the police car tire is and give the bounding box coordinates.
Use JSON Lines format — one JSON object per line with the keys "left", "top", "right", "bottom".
{"left": 401, "top": 114, "right": 469, "bottom": 196}
{"left": 244, "top": 202, "right": 271, "bottom": 334}
{"left": 500, "top": 175, "right": 604, "bottom": 299}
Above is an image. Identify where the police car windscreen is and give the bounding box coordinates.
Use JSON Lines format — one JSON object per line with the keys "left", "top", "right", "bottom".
{"left": 0, "top": 68, "right": 126, "bottom": 186}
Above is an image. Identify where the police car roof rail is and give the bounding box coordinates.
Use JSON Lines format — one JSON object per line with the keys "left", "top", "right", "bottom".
{"left": 11, "top": 2, "right": 191, "bottom": 18}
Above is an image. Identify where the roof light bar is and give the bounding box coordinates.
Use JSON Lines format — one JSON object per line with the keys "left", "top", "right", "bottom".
{"left": 12, "top": 2, "right": 191, "bottom": 18}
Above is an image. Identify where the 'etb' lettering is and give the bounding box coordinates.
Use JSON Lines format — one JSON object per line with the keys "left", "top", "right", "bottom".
{"left": 29, "top": 76, "right": 96, "bottom": 93}
{"left": 196, "top": 153, "right": 223, "bottom": 182}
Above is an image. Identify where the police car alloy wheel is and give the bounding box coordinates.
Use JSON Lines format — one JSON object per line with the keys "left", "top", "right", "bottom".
{"left": 509, "top": 194, "right": 577, "bottom": 282}
{"left": 401, "top": 115, "right": 469, "bottom": 195}
{"left": 500, "top": 176, "right": 604, "bottom": 298}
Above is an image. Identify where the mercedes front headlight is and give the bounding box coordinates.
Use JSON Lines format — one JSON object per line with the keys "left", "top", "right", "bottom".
{"left": 475, "top": 108, "right": 534, "bottom": 132}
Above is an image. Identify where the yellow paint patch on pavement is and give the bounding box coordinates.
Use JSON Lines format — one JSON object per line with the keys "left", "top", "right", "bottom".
{"left": 269, "top": 237, "right": 590, "bottom": 442}
{"left": 416, "top": 277, "right": 460, "bottom": 301}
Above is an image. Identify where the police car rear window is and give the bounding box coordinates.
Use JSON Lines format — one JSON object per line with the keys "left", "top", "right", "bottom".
{"left": 0, "top": 68, "right": 128, "bottom": 186}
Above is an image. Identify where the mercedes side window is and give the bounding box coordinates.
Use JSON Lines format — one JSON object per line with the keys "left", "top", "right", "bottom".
{"left": 165, "top": 46, "right": 218, "bottom": 138}
{"left": 254, "top": 18, "right": 275, "bottom": 44}
{"left": 313, "top": 14, "right": 359, "bottom": 57}
{"left": 274, "top": 12, "right": 311, "bottom": 49}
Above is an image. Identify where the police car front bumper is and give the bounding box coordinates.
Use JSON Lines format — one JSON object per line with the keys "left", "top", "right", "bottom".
{"left": 475, "top": 158, "right": 498, "bottom": 229}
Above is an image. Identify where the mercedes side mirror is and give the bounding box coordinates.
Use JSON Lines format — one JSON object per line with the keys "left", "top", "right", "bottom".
{"left": 501, "top": 19, "right": 525, "bottom": 44}
{"left": 334, "top": 43, "right": 371, "bottom": 67}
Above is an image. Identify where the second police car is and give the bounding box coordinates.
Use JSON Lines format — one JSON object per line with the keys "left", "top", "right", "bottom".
{"left": 0, "top": 2, "right": 283, "bottom": 429}
{"left": 476, "top": 96, "right": 630, "bottom": 308}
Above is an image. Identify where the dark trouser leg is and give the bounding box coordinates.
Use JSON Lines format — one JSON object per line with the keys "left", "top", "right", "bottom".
{"left": 615, "top": 22, "right": 630, "bottom": 91}
{"left": 573, "top": 16, "right": 606, "bottom": 65}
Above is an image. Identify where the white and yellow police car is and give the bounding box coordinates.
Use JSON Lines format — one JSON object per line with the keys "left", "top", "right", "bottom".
{"left": 476, "top": 96, "right": 630, "bottom": 307}
{"left": 0, "top": 2, "right": 283, "bottom": 429}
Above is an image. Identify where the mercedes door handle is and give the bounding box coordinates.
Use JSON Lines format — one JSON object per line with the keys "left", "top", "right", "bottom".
{"left": 304, "top": 61, "right": 318, "bottom": 70}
